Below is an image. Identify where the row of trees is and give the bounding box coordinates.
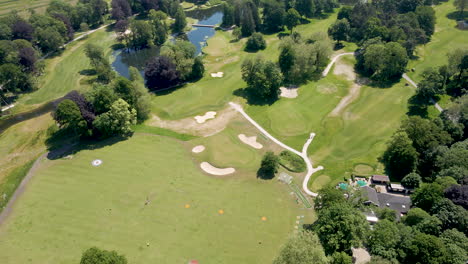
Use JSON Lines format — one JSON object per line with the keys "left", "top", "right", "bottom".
{"left": 222, "top": 0, "right": 337, "bottom": 37}
{"left": 0, "top": 0, "right": 109, "bottom": 107}
{"left": 144, "top": 40, "right": 204, "bottom": 90}
{"left": 112, "top": 0, "right": 187, "bottom": 50}
{"left": 54, "top": 67, "right": 151, "bottom": 139}
{"left": 328, "top": 1, "right": 437, "bottom": 57}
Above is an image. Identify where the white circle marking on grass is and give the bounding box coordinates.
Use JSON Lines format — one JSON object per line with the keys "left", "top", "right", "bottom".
{"left": 194, "top": 111, "right": 217, "bottom": 124}
{"left": 200, "top": 162, "right": 235, "bottom": 176}
{"left": 92, "top": 159, "right": 103, "bottom": 166}
{"left": 238, "top": 134, "right": 263, "bottom": 149}
{"left": 192, "top": 145, "right": 205, "bottom": 153}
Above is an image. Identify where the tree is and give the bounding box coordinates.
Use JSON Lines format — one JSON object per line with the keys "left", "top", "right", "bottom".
{"left": 273, "top": 230, "right": 328, "bottom": 264}
{"left": 113, "top": 77, "right": 138, "bottom": 108}
{"left": 64, "top": 90, "right": 96, "bottom": 126}
{"left": 262, "top": 1, "right": 285, "bottom": 32}
{"left": 80, "top": 247, "right": 127, "bottom": 264}
{"left": 18, "top": 47, "right": 37, "bottom": 72}
{"left": 241, "top": 56, "right": 283, "bottom": 101}
{"left": 314, "top": 186, "right": 346, "bottom": 211}
{"left": 259, "top": 151, "right": 279, "bottom": 178}
{"left": 376, "top": 207, "right": 397, "bottom": 222}
{"left": 54, "top": 99, "right": 88, "bottom": 136}
{"left": 436, "top": 139, "right": 468, "bottom": 172}
{"left": 93, "top": 99, "right": 137, "bottom": 138}
{"left": 405, "top": 233, "right": 447, "bottom": 264}
{"left": 411, "top": 183, "right": 444, "bottom": 212}
{"left": 454, "top": 0, "right": 467, "bottom": 18}
{"left": 445, "top": 184, "right": 468, "bottom": 209}
{"left": 401, "top": 172, "right": 422, "bottom": 189}
{"left": 368, "top": 220, "right": 401, "bottom": 260}
{"left": 330, "top": 252, "right": 352, "bottom": 264}
{"left": 296, "top": 0, "right": 315, "bottom": 18}
{"left": 12, "top": 20, "right": 34, "bottom": 41}
{"left": 245, "top": 32, "right": 266, "bottom": 51}
{"left": 87, "top": 85, "right": 118, "bottom": 115}
{"left": 160, "top": 40, "right": 196, "bottom": 81}
{"left": 128, "top": 66, "right": 151, "bottom": 122}
{"left": 415, "top": 6, "right": 435, "bottom": 37}
{"left": 314, "top": 203, "right": 369, "bottom": 254}
{"left": 382, "top": 131, "right": 418, "bottom": 179}
{"left": 241, "top": 9, "right": 256, "bottom": 37}
{"left": 221, "top": 2, "right": 234, "bottom": 28}
{"left": 285, "top": 8, "right": 301, "bottom": 33}
{"left": 437, "top": 166, "right": 468, "bottom": 184}
{"left": 232, "top": 27, "right": 242, "bottom": 41}
{"left": 34, "top": 27, "right": 64, "bottom": 52}
{"left": 440, "top": 229, "right": 468, "bottom": 253}
{"left": 129, "top": 20, "right": 153, "bottom": 49}
{"left": 190, "top": 56, "right": 204, "bottom": 80}
{"left": 144, "top": 55, "right": 180, "bottom": 90}
{"left": 149, "top": 10, "right": 168, "bottom": 46}
{"left": 173, "top": 6, "right": 186, "bottom": 34}
{"left": 403, "top": 208, "right": 441, "bottom": 235}
{"left": 432, "top": 198, "right": 468, "bottom": 233}
{"left": 278, "top": 42, "right": 295, "bottom": 80}
{"left": 328, "top": 18, "right": 350, "bottom": 44}
{"left": 416, "top": 67, "right": 446, "bottom": 101}
{"left": 84, "top": 43, "right": 114, "bottom": 83}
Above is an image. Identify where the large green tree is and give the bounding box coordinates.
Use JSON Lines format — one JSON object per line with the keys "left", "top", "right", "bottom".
{"left": 328, "top": 18, "right": 350, "bottom": 44}
{"left": 259, "top": 151, "right": 279, "bottom": 179}
{"left": 241, "top": 56, "right": 283, "bottom": 101}
{"left": 382, "top": 131, "right": 419, "bottom": 179}
{"left": 314, "top": 203, "right": 369, "bottom": 254}
{"left": 273, "top": 230, "right": 328, "bottom": 264}
{"left": 367, "top": 220, "right": 401, "bottom": 261}
{"left": 173, "top": 6, "right": 186, "bottom": 33}
{"left": 54, "top": 99, "right": 88, "bottom": 136}
{"left": 93, "top": 99, "right": 137, "bottom": 138}
{"left": 285, "top": 8, "right": 301, "bottom": 33}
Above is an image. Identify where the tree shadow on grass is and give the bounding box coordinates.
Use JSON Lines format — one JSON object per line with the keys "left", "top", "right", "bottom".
{"left": 79, "top": 69, "right": 96, "bottom": 76}
{"left": 233, "top": 87, "right": 278, "bottom": 106}
{"left": 446, "top": 11, "right": 468, "bottom": 22}
{"left": 407, "top": 94, "right": 430, "bottom": 118}
{"left": 45, "top": 127, "right": 130, "bottom": 160}
{"left": 256, "top": 168, "right": 275, "bottom": 180}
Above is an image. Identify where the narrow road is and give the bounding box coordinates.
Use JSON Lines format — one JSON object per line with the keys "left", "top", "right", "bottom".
{"left": 402, "top": 73, "right": 443, "bottom": 112}
{"left": 322, "top": 52, "right": 354, "bottom": 77}
{"left": 229, "top": 102, "right": 322, "bottom": 197}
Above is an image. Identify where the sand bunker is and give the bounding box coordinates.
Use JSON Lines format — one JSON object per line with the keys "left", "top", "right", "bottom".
{"left": 192, "top": 145, "right": 205, "bottom": 153}
{"left": 200, "top": 162, "right": 235, "bottom": 176}
{"left": 238, "top": 134, "right": 263, "bottom": 149}
{"left": 194, "top": 111, "right": 217, "bottom": 124}
{"left": 210, "top": 72, "right": 224, "bottom": 78}
{"left": 280, "top": 86, "right": 298, "bottom": 98}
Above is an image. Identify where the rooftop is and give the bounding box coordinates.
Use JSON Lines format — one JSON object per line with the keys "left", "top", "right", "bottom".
{"left": 372, "top": 175, "right": 390, "bottom": 182}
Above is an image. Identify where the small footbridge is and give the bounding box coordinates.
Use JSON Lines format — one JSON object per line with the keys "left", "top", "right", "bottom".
{"left": 191, "top": 24, "right": 216, "bottom": 28}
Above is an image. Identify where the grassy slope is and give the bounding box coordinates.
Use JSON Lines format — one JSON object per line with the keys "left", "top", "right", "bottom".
{"left": 0, "top": 0, "right": 77, "bottom": 17}
{"left": 14, "top": 28, "right": 117, "bottom": 111}
{"left": 0, "top": 134, "right": 304, "bottom": 264}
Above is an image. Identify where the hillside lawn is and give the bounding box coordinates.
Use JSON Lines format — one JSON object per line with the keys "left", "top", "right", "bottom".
{"left": 0, "top": 134, "right": 308, "bottom": 263}
{"left": 0, "top": 0, "right": 77, "bottom": 17}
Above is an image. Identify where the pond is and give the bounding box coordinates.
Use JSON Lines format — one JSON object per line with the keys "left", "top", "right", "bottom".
{"left": 112, "top": 6, "right": 223, "bottom": 79}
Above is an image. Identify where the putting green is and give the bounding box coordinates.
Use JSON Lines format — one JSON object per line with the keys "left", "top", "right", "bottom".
{"left": 0, "top": 134, "right": 306, "bottom": 263}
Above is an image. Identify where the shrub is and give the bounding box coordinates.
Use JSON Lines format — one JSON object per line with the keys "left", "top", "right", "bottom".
{"left": 245, "top": 32, "right": 266, "bottom": 51}
{"left": 278, "top": 150, "right": 306, "bottom": 173}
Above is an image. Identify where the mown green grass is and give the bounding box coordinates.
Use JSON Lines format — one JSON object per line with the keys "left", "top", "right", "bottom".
{"left": 132, "top": 124, "right": 198, "bottom": 141}
{"left": 0, "top": 0, "right": 77, "bottom": 17}
{"left": 0, "top": 158, "right": 36, "bottom": 210}
{"left": 16, "top": 28, "right": 117, "bottom": 108}
{"left": 0, "top": 134, "right": 305, "bottom": 263}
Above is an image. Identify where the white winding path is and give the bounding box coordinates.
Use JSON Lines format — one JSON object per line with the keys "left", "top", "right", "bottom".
{"left": 229, "top": 102, "right": 323, "bottom": 197}
{"left": 322, "top": 52, "right": 354, "bottom": 76}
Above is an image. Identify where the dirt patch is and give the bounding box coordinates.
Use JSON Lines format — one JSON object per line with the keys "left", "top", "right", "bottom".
{"left": 148, "top": 106, "right": 239, "bottom": 137}
{"left": 238, "top": 134, "right": 263, "bottom": 149}
{"left": 280, "top": 86, "right": 298, "bottom": 98}
{"left": 210, "top": 72, "right": 224, "bottom": 78}
{"left": 192, "top": 145, "right": 205, "bottom": 153}
{"left": 329, "top": 83, "right": 361, "bottom": 116}
{"left": 195, "top": 111, "right": 217, "bottom": 123}
{"left": 200, "top": 162, "right": 235, "bottom": 176}
{"left": 333, "top": 58, "right": 356, "bottom": 81}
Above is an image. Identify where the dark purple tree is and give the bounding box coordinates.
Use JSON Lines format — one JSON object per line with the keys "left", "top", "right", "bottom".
{"left": 445, "top": 184, "right": 468, "bottom": 209}
{"left": 114, "top": 20, "right": 129, "bottom": 33}
{"left": 18, "top": 47, "right": 37, "bottom": 72}
{"left": 144, "top": 55, "right": 180, "bottom": 90}
{"left": 12, "top": 20, "right": 34, "bottom": 41}
{"left": 64, "top": 90, "right": 96, "bottom": 125}
{"left": 52, "top": 13, "right": 74, "bottom": 40}
{"left": 141, "top": 0, "right": 159, "bottom": 12}
{"left": 111, "top": 0, "right": 132, "bottom": 20}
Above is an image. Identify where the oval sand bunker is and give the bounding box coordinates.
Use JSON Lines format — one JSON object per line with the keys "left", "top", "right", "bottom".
{"left": 194, "top": 111, "right": 217, "bottom": 124}
{"left": 200, "top": 162, "right": 235, "bottom": 176}
{"left": 238, "top": 134, "right": 263, "bottom": 149}
{"left": 192, "top": 145, "right": 205, "bottom": 153}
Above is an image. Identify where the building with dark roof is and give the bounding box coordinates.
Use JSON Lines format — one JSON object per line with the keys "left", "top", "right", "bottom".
{"left": 360, "top": 186, "right": 411, "bottom": 219}
{"left": 371, "top": 175, "right": 390, "bottom": 184}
